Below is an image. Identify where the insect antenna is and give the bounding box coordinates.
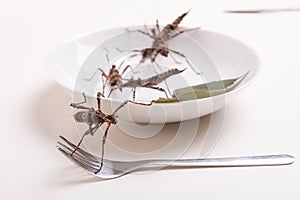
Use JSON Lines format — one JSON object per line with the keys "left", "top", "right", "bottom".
{"left": 116, "top": 47, "right": 141, "bottom": 74}
{"left": 84, "top": 69, "right": 98, "bottom": 81}
{"left": 84, "top": 47, "right": 111, "bottom": 82}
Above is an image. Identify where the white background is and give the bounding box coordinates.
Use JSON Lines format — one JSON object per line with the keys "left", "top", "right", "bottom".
{"left": 1, "top": 0, "right": 300, "bottom": 199}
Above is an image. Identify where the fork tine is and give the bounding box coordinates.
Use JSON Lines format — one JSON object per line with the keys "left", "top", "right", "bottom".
{"left": 57, "top": 147, "right": 99, "bottom": 174}
{"left": 57, "top": 141, "right": 100, "bottom": 168}
{"left": 57, "top": 146, "right": 99, "bottom": 171}
{"left": 57, "top": 142, "right": 98, "bottom": 168}
{"left": 57, "top": 145, "right": 98, "bottom": 171}
{"left": 59, "top": 135, "right": 99, "bottom": 162}
{"left": 57, "top": 138, "right": 99, "bottom": 163}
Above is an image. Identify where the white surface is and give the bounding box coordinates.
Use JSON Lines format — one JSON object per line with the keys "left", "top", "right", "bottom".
{"left": 46, "top": 27, "right": 259, "bottom": 123}
{"left": 1, "top": 0, "right": 300, "bottom": 199}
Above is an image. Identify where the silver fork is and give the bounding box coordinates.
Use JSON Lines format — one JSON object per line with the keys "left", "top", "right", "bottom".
{"left": 57, "top": 135, "right": 295, "bottom": 179}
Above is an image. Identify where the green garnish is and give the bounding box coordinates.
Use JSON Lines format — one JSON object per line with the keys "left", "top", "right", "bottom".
{"left": 154, "top": 71, "right": 249, "bottom": 103}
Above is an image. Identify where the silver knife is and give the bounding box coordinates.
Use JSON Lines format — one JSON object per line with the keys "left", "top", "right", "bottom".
{"left": 225, "top": 8, "right": 300, "bottom": 14}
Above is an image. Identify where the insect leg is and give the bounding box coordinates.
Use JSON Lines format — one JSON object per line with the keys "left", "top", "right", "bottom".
{"left": 70, "top": 131, "right": 89, "bottom": 155}
{"left": 168, "top": 49, "right": 202, "bottom": 75}
{"left": 95, "top": 122, "right": 112, "bottom": 173}
{"left": 132, "top": 87, "right": 137, "bottom": 101}
{"left": 112, "top": 100, "right": 130, "bottom": 116}
{"left": 70, "top": 93, "right": 91, "bottom": 110}
{"left": 98, "top": 68, "right": 108, "bottom": 79}
{"left": 71, "top": 125, "right": 100, "bottom": 156}
{"left": 149, "top": 61, "right": 160, "bottom": 74}
{"left": 116, "top": 49, "right": 141, "bottom": 74}
{"left": 144, "top": 24, "right": 154, "bottom": 38}
{"left": 97, "top": 92, "right": 105, "bottom": 110}
{"left": 118, "top": 53, "right": 139, "bottom": 66}
{"left": 108, "top": 87, "right": 117, "bottom": 98}
{"left": 140, "top": 24, "right": 155, "bottom": 39}
{"left": 170, "top": 27, "right": 199, "bottom": 39}
{"left": 132, "top": 77, "right": 137, "bottom": 101}
{"left": 128, "top": 100, "right": 154, "bottom": 106}
{"left": 83, "top": 68, "right": 108, "bottom": 94}
{"left": 148, "top": 86, "right": 169, "bottom": 98}
{"left": 150, "top": 49, "right": 160, "bottom": 63}
{"left": 156, "top": 19, "right": 160, "bottom": 32}
{"left": 120, "top": 65, "right": 132, "bottom": 76}
{"left": 86, "top": 69, "right": 107, "bottom": 95}
{"left": 118, "top": 54, "right": 140, "bottom": 74}
{"left": 169, "top": 53, "right": 182, "bottom": 64}
{"left": 126, "top": 27, "right": 154, "bottom": 39}
{"left": 97, "top": 68, "right": 109, "bottom": 94}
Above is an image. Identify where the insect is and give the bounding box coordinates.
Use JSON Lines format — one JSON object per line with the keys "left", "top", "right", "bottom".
{"left": 84, "top": 48, "right": 135, "bottom": 91}
{"left": 107, "top": 68, "right": 186, "bottom": 101}
{"left": 68, "top": 92, "right": 152, "bottom": 173}
{"left": 97, "top": 64, "right": 131, "bottom": 93}
{"left": 120, "top": 11, "right": 201, "bottom": 74}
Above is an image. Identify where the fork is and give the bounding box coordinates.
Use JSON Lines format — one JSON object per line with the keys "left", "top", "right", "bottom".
{"left": 57, "top": 135, "right": 294, "bottom": 179}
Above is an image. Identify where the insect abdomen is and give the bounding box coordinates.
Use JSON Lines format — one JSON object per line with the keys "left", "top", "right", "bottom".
{"left": 144, "top": 68, "right": 185, "bottom": 85}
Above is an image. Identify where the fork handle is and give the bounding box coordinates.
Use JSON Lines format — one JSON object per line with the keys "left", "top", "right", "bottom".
{"left": 147, "top": 154, "right": 294, "bottom": 167}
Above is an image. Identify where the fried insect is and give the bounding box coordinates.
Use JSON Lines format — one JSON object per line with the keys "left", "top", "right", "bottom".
{"left": 98, "top": 64, "right": 131, "bottom": 93}
{"left": 108, "top": 68, "right": 186, "bottom": 100}
{"left": 138, "top": 11, "right": 192, "bottom": 61}
{"left": 84, "top": 49, "right": 135, "bottom": 93}
{"left": 123, "top": 11, "right": 200, "bottom": 74}
{"left": 69, "top": 92, "right": 151, "bottom": 173}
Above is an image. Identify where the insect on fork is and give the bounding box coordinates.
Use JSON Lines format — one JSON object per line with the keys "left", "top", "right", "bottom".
{"left": 68, "top": 92, "right": 152, "bottom": 173}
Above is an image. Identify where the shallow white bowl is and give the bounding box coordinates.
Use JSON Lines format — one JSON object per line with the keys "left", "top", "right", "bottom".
{"left": 46, "top": 27, "right": 259, "bottom": 124}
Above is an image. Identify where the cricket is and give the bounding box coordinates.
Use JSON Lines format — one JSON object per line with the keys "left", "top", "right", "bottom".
{"left": 98, "top": 65, "right": 186, "bottom": 100}
{"left": 119, "top": 10, "right": 201, "bottom": 74}
{"left": 67, "top": 92, "right": 152, "bottom": 173}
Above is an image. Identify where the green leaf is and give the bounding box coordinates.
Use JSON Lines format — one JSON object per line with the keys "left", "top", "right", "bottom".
{"left": 154, "top": 71, "right": 249, "bottom": 103}
{"left": 154, "top": 97, "right": 179, "bottom": 103}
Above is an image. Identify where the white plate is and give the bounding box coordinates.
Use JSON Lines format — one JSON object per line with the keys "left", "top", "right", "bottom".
{"left": 46, "top": 27, "right": 259, "bottom": 124}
